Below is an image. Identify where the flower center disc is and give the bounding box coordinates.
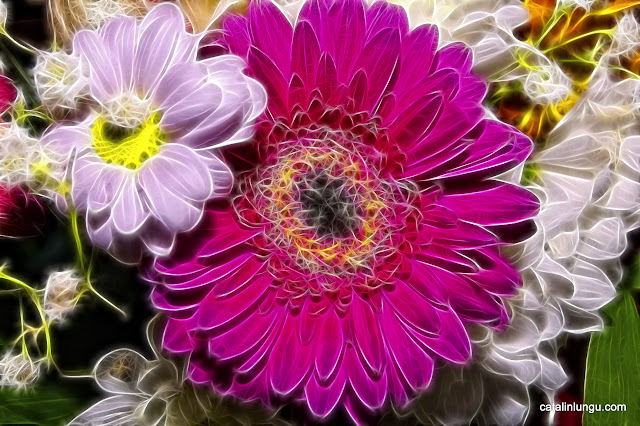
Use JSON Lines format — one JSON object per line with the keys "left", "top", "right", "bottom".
{"left": 299, "top": 174, "right": 359, "bottom": 239}
{"left": 237, "top": 136, "right": 418, "bottom": 303}
{"left": 92, "top": 112, "right": 164, "bottom": 170}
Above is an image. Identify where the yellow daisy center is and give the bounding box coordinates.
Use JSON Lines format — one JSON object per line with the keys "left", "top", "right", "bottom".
{"left": 92, "top": 112, "right": 165, "bottom": 170}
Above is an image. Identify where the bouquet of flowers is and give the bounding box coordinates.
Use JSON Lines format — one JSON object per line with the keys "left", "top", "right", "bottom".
{"left": 0, "top": 0, "right": 638, "bottom": 425}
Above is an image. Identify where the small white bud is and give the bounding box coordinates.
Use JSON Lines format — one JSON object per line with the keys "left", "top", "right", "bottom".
{"left": 43, "top": 269, "right": 82, "bottom": 322}
{"left": 34, "top": 50, "right": 88, "bottom": 114}
{"left": 0, "top": 352, "right": 42, "bottom": 389}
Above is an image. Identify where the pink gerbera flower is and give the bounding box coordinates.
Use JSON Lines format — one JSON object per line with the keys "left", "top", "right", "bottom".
{"left": 148, "top": 0, "right": 539, "bottom": 421}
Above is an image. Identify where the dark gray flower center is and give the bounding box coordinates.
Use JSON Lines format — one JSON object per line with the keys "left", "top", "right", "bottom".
{"left": 299, "top": 174, "right": 358, "bottom": 239}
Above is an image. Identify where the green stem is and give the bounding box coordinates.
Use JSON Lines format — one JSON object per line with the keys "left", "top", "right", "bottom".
{"left": 0, "top": 267, "right": 53, "bottom": 363}
{"left": 0, "top": 29, "right": 36, "bottom": 54}
{"left": 69, "top": 210, "right": 85, "bottom": 273}
{"left": 85, "top": 280, "right": 127, "bottom": 318}
{"left": 541, "top": 30, "right": 614, "bottom": 54}
{"left": 0, "top": 41, "right": 34, "bottom": 91}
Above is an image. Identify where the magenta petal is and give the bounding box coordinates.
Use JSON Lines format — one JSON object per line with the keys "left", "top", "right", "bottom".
{"left": 194, "top": 274, "right": 271, "bottom": 330}
{"left": 163, "top": 318, "right": 194, "bottom": 353}
{"left": 197, "top": 224, "right": 260, "bottom": 258}
{"left": 248, "top": 47, "right": 290, "bottom": 118}
{"left": 404, "top": 102, "right": 484, "bottom": 171}
{"left": 439, "top": 181, "right": 540, "bottom": 226}
{"left": 299, "top": 0, "right": 330, "bottom": 49}
{"left": 351, "top": 295, "right": 384, "bottom": 375}
{"left": 407, "top": 308, "right": 471, "bottom": 364}
{"left": 151, "top": 285, "right": 199, "bottom": 314}
{"left": 248, "top": 0, "right": 293, "bottom": 77}
{"left": 414, "top": 261, "right": 510, "bottom": 325}
{"left": 397, "top": 24, "right": 439, "bottom": 95}
{"left": 463, "top": 249, "right": 522, "bottom": 296}
{"left": 222, "top": 14, "right": 251, "bottom": 58}
{"left": 365, "top": 1, "right": 409, "bottom": 40}
{"left": 316, "top": 53, "right": 339, "bottom": 104}
{"left": 230, "top": 369, "right": 271, "bottom": 403}
{"left": 209, "top": 308, "right": 281, "bottom": 360}
{"left": 305, "top": 370, "right": 347, "bottom": 418}
{"left": 160, "top": 253, "right": 254, "bottom": 290}
{"left": 327, "top": 0, "right": 366, "bottom": 81}
{"left": 292, "top": 21, "right": 321, "bottom": 95}
{"left": 386, "top": 360, "right": 410, "bottom": 407}
{"left": 236, "top": 309, "right": 284, "bottom": 375}
{"left": 345, "top": 347, "right": 387, "bottom": 409}
{"left": 381, "top": 308, "right": 434, "bottom": 390}
{"left": 188, "top": 359, "right": 212, "bottom": 385}
{"left": 210, "top": 256, "right": 266, "bottom": 299}
{"left": 315, "top": 308, "right": 344, "bottom": 380}
{"left": 422, "top": 216, "right": 498, "bottom": 249}
{"left": 436, "top": 120, "right": 533, "bottom": 180}
{"left": 353, "top": 27, "right": 400, "bottom": 112}
{"left": 299, "top": 302, "right": 318, "bottom": 345}
{"left": 384, "top": 280, "right": 440, "bottom": 335}
{"left": 269, "top": 315, "right": 314, "bottom": 395}
{"left": 435, "top": 43, "right": 472, "bottom": 75}
{"left": 387, "top": 93, "right": 443, "bottom": 148}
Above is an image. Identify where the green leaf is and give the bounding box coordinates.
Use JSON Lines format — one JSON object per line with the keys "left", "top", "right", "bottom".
{"left": 0, "top": 381, "right": 86, "bottom": 425}
{"left": 584, "top": 291, "right": 640, "bottom": 426}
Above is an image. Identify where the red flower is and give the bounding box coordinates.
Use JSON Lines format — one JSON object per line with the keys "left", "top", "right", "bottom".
{"left": 0, "top": 184, "right": 45, "bottom": 238}
{"left": 0, "top": 75, "right": 17, "bottom": 117}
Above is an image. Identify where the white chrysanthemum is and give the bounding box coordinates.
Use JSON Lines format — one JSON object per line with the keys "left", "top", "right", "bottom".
{"left": 69, "top": 348, "right": 179, "bottom": 426}
{"left": 43, "top": 269, "right": 82, "bottom": 322}
{"left": 547, "top": 68, "right": 640, "bottom": 232}
{"left": 611, "top": 12, "right": 640, "bottom": 58}
{"left": 70, "top": 321, "right": 286, "bottom": 426}
{"left": 523, "top": 61, "right": 572, "bottom": 104}
{"left": 34, "top": 50, "right": 88, "bottom": 113}
{"left": 0, "top": 352, "right": 42, "bottom": 390}
{"left": 421, "top": 67, "right": 638, "bottom": 425}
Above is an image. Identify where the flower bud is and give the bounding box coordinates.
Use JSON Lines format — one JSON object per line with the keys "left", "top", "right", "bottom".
{"left": 0, "top": 352, "right": 42, "bottom": 390}
{"left": 43, "top": 269, "right": 82, "bottom": 322}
